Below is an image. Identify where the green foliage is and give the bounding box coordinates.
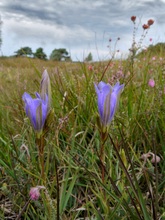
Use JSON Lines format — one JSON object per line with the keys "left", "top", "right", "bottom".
{"left": 50, "top": 48, "right": 71, "bottom": 61}
{"left": 84, "top": 52, "right": 93, "bottom": 62}
{"left": 14, "top": 46, "right": 33, "bottom": 57}
{"left": 0, "top": 48, "right": 165, "bottom": 219}
{"left": 33, "top": 47, "right": 47, "bottom": 60}
{"left": 136, "top": 42, "right": 165, "bottom": 58}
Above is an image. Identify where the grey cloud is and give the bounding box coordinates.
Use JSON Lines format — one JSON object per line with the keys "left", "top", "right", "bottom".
{"left": 1, "top": 0, "right": 165, "bottom": 60}
{"left": 2, "top": 1, "right": 63, "bottom": 25}
{"left": 2, "top": 0, "right": 164, "bottom": 29}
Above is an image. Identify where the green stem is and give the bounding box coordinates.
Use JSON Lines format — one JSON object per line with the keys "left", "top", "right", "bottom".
{"left": 15, "top": 198, "right": 31, "bottom": 220}
{"left": 100, "top": 142, "right": 105, "bottom": 183}
{"left": 99, "top": 131, "right": 107, "bottom": 183}
{"left": 55, "top": 158, "right": 60, "bottom": 220}
{"left": 36, "top": 135, "right": 45, "bottom": 183}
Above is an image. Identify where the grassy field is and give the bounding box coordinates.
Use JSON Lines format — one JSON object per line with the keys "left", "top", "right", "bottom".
{"left": 0, "top": 54, "right": 165, "bottom": 219}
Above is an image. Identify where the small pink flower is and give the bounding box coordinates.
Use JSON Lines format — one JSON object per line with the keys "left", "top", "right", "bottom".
{"left": 29, "top": 186, "right": 45, "bottom": 200}
{"left": 148, "top": 79, "right": 155, "bottom": 87}
{"left": 141, "top": 152, "right": 151, "bottom": 161}
{"left": 109, "top": 63, "right": 114, "bottom": 68}
{"left": 149, "top": 38, "right": 152, "bottom": 42}
{"left": 141, "top": 152, "right": 161, "bottom": 164}
{"left": 150, "top": 153, "right": 161, "bottom": 164}
{"left": 88, "top": 65, "right": 93, "bottom": 71}
{"left": 152, "top": 56, "right": 156, "bottom": 61}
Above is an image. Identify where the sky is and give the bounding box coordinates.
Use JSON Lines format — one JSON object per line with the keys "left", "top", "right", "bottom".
{"left": 0, "top": 0, "right": 165, "bottom": 61}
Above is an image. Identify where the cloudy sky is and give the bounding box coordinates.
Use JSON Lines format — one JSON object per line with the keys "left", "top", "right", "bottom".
{"left": 0, "top": 0, "right": 165, "bottom": 61}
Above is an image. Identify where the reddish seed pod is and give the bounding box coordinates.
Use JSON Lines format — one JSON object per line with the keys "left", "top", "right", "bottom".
{"left": 131, "top": 16, "right": 136, "bottom": 22}
{"left": 143, "top": 24, "right": 149, "bottom": 30}
{"left": 148, "top": 19, "right": 154, "bottom": 26}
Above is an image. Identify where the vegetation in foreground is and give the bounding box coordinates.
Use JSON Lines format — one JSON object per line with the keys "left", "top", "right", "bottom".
{"left": 0, "top": 16, "right": 165, "bottom": 220}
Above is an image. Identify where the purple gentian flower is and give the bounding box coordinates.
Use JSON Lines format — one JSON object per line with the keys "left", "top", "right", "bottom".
{"left": 94, "top": 81, "right": 124, "bottom": 127}
{"left": 22, "top": 92, "right": 49, "bottom": 132}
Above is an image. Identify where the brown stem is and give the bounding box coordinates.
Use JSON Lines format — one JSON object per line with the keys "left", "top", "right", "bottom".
{"left": 16, "top": 198, "right": 31, "bottom": 220}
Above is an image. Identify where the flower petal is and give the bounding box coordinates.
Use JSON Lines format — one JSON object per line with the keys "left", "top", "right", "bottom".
{"left": 22, "top": 92, "right": 49, "bottom": 132}
{"left": 94, "top": 81, "right": 124, "bottom": 127}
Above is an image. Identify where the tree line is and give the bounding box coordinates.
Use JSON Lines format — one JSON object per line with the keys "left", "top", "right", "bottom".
{"left": 13, "top": 46, "right": 93, "bottom": 62}
{"left": 14, "top": 47, "right": 71, "bottom": 61}
{"left": 0, "top": 17, "right": 93, "bottom": 62}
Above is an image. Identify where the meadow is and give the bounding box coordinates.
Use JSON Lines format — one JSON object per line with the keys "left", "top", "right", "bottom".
{"left": 0, "top": 45, "right": 165, "bottom": 219}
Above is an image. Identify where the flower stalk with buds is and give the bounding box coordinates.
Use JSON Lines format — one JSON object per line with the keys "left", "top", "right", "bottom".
{"left": 22, "top": 70, "right": 51, "bottom": 182}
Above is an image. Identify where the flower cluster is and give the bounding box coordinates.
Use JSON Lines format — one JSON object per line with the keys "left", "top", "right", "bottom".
{"left": 142, "top": 19, "right": 154, "bottom": 30}
{"left": 131, "top": 16, "right": 154, "bottom": 29}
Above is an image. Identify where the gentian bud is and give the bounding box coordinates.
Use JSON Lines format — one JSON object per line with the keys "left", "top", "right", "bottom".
{"left": 40, "top": 69, "right": 51, "bottom": 111}
{"left": 94, "top": 81, "right": 124, "bottom": 129}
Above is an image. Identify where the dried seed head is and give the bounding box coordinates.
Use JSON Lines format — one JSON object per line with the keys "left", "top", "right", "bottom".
{"left": 148, "top": 19, "right": 154, "bottom": 26}
{"left": 143, "top": 24, "right": 149, "bottom": 30}
{"left": 131, "top": 16, "right": 136, "bottom": 22}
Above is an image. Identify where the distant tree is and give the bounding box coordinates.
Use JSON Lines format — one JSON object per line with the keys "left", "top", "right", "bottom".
{"left": 50, "top": 48, "right": 71, "bottom": 61}
{"left": 14, "top": 46, "right": 33, "bottom": 57}
{"left": 84, "top": 52, "right": 93, "bottom": 62}
{"left": 33, "top": 47, "right": 47, "bottom": 60}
